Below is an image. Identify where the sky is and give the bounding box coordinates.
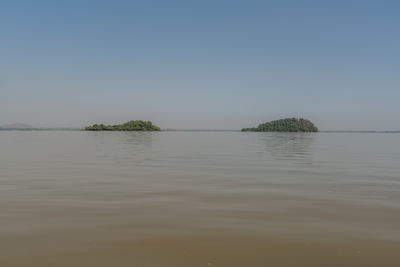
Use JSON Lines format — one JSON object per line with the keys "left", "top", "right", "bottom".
{"left": 1, "top": 0, "right": 399, "bottom": 130}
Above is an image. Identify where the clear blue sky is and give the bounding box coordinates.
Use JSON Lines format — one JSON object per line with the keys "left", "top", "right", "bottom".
{"left": 1, "top": 0, "right": 399, "bottom": 130}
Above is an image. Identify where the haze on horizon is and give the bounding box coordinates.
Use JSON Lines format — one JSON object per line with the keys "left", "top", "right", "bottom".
{"left": 1, "top": 1, "right": 399, "bottom": 131}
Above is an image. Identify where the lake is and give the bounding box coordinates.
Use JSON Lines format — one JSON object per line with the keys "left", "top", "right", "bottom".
{"left": 1, "top": 131, "right": 399, "bottom": 266}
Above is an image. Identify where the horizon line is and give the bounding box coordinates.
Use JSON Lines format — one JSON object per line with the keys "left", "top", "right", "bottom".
{"left": 1, "top": 127, "right": 400, "bottom": 133}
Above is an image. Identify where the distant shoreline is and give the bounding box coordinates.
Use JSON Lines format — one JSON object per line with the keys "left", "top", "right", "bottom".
{"left": 0, "top": 128, "right": 81, "bottom": 131}
{"left": 0, "top": 128, "right": 399, "bottom": 133}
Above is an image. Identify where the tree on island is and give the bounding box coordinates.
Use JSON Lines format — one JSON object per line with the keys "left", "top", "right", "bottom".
{"left": 242, "top": 118, "right": 318, "bottom": 132}
{"left": 85, "top": 120, "right": 160, "bottom": 131}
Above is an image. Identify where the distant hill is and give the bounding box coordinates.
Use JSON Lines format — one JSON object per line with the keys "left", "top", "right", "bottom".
{"left": 0, "top": 123, "right": 35, "bottom": 129}
{"left": 242, "top": 118, "right": 318, "bottom": 132}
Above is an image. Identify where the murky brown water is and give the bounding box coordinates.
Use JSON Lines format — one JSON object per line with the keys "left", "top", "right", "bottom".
{"left": 1, "top": 131, "right": 399, "bottom": 266}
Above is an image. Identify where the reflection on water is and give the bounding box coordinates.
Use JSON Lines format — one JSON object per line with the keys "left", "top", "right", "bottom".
{"left": 260, "top": 133, "right": 314, "bottom": 163}
{"left": 0, "top": 131, "right": 400, "bottom": 267}
{"left": 119, "top": 131, "right": 157, "bottom": 148}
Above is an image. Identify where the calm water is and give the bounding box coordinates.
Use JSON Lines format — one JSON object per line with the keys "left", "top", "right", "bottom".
{"left": 1, "top": 131, "right": 399, "bottom": 266}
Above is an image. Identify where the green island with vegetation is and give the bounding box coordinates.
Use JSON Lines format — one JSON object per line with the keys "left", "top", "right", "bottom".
{"left": 85, "top": 120, "right": 160, "bottom": 131}
{"left": 242, "top": 118, "right": 318, "bottom": 132}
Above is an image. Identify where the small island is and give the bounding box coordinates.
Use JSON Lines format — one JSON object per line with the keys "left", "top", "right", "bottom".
{"left": 85, "top": 120, "right": 161, "bottom": 131}
{"left": 242, "top": 118, "right": 318, "bottom": 132}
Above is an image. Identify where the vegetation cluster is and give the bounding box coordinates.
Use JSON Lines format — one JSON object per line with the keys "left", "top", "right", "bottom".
{"left": 242, "top": 118, "right": 318, "bottom": 132}
{"left": 85, "top": 120, "right": 160, "bottom": 131}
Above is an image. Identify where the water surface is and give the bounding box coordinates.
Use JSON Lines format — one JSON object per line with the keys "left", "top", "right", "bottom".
{"left": 1, "top": 131, "right": 399, "bottom": 266}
